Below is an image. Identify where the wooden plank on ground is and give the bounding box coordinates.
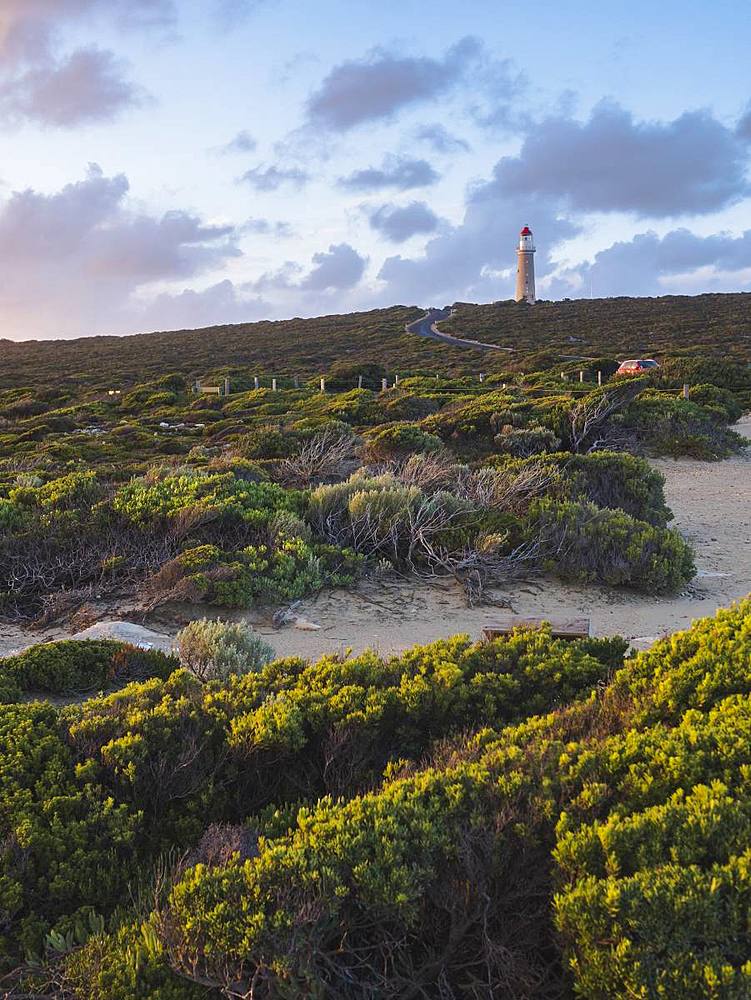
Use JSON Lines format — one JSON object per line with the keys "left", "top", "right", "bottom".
{"left": 483, "top": 616, "right": 591, "bottom": 642}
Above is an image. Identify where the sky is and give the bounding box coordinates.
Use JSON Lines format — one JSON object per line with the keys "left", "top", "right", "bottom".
{"left": 0, "top": 0, "right": 750, "bottom": 340}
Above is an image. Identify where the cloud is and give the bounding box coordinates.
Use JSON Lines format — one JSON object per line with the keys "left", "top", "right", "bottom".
{"left": 0, "top": 47, "right": 143, "bottom": 127}
{"left": 339, "top": 155, "right": 439, "bottom": 192}
{"left": 305, "top": 36, "right": 481, "bottom": 131}
{"left": 302, "top": 243, "right": 367, "bottom": 290}
{"left": 0, "top": 0, "right": 175, "bottom": 43}
{"left": 220, "top": 129, "right": 257, "bottom": 154}
{"left": 550, "top": 227, "right": 751, "bottom": 298}
{"left": 369, "top": 201, "right": 441, "bottom": 243}
{"left": 737, "top": 103, "right": 751, "bottom": 142}
{"left": 0, "top": 164, "right": 241, "bottom": 338}
{"left": 213, "top": 0, "right": 274, "bottom": 28}
{"left": 140, "top": 279, "right": 269, "bottom": 331}
{"left": 241, "top": 216, "right": 293, "bottom": 237}
{"left": 239, "top": 164, "right": 310, "bottom": 191}
{"left": 415, "top": 123, "right": 470, "bottom": 153}
{"left": 493, "top": 101, "right": 750, "bottom": 217}
{"left": 251, "top": 242, "right": 367, "bottom": 294}
{"left": 375, "top": 161, "right": 579, "bottom": 304}
{"left": 0, "top": 0, "right": 171, "bottom": 128}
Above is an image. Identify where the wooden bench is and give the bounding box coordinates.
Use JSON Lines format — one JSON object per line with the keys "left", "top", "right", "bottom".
{"left": 483, "top": 617, "right": 591, "bottom": 642}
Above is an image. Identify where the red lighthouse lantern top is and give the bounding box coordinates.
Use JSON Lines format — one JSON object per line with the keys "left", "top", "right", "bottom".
{"left": 520, "top": 225, "right": 532, "bottom": 235}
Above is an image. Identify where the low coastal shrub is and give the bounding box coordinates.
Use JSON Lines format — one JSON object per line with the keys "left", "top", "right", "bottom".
{"left": 0, "top": 639, "right": 176, "bottom": 699}
{"left": 621, "top": 395, "right": 746, "bottom": 459}
{"left": 529, "top": 498, "right": 695, "bottom": 591}
{"left": 176, "top": 619, "right": 275, "bottom": 682}
{"left": 3, "top": 602, "right": 751, "bottom": 996}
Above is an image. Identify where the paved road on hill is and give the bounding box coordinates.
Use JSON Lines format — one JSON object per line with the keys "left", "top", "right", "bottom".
{"left": 406, "top": 307, "right": 515, "bottom": 352}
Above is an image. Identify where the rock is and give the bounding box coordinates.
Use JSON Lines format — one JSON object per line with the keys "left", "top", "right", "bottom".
{"left": 292, "top": 616, "right": 321, "bottom": 631}
{"left": 72, "top": 620, "right": 174, "bottom": 652}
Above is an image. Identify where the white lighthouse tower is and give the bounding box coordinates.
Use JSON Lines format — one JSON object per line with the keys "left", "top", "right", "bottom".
{"left": 515, "top": 225, "right": 536, "bottom": 304}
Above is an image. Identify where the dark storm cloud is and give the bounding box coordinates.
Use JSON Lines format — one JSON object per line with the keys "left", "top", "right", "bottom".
{"left": 552, "top": 228, "right": 751, "bottom": 298}
{"left": 239, "top": 164, "right": 310, "bottom": 191}
{"left": 0, "top": 164, "right": 240, "bottom": 338}
{"left": 369, "top": 202, "right": 441, "bottom": 243}
{"left": 305, "top": 36, "right": 482, "bottom": 131}
{"left": 414, "top": 123, "right": 470, "bottom": 153}
{"left": 339, "top": 156, "right": 439, "bottom": 192}
{"left": 494, "top": 101, "right": 750, "bottom": 217}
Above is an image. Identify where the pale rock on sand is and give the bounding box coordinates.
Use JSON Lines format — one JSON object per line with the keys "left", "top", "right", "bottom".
{"left": 72, "top": 620, "right": 174, "bottom": 653}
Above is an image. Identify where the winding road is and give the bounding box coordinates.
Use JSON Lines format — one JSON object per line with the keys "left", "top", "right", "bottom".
{"left": 406, "top": 307, "right": 514, "bottom": 352}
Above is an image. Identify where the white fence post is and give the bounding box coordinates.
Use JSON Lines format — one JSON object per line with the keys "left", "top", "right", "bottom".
{"left": 272, "top": 378, "right": 277, "bottom": 392}
{"left": 320, "top": 378, "right": 326, "bottom": 393}
{"left": 254, "top": 376, "right": 259, "bottom": 390}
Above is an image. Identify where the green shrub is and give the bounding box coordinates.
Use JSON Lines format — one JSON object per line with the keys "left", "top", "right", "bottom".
{"left": 362, "top": 421, "right": 443, "bottom": 461}
{"left": 0, "top": 640, "right": 176, "bottom": 695}
{"left": 493, "top": 423, "right": 561, "bottom": 457}
{"left": 621, "top": 395, "right": 746, "bottom": 458}
{"left": 233, "top": 425, "right": 300, "bottom": 459}
{"left": 688, "top": 383, "right": 744, "bottom": 423}
{"left": 60, "top": 920, "right": 206, "bottom": 999}
{"left": 495, "top": 450, "right": 673, "bottom": 526}
{"left": 529, "top": 498, "right": 695, "bottom": 591}
{"left": 176, "top": 619, "right": 275, "bottom": 682}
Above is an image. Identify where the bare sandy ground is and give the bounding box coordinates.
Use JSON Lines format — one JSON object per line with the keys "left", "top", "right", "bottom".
{"left": 2, "top": 417, "right": 749, "bottom": 659}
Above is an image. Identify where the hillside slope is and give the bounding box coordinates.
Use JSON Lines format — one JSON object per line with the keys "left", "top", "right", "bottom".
{"left": 1, "top": 292, "right": 750, "bottom": 391}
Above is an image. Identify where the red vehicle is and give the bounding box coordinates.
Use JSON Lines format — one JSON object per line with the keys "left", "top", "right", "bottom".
{"left": 614, "top": 358, "right": 660, "bottom": 376}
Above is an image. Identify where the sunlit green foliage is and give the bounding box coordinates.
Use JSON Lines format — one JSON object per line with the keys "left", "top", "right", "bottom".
{"left": 3, "top": 601, "right": 751, "bottom": 996}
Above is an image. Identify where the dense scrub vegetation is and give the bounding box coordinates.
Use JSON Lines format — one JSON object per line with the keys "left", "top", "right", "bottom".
{"left": 2, "top": 314, "right": 746, "bottom": 621}
{"left": 2, "top": 600, "right": 751, "bottom": 997}
{"left": 2, "top": 293, "right": 751, "bottom": 391}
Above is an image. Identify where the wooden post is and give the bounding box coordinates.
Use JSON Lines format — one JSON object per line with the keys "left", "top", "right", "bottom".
{"left": 271, "top": 378, "right": 277, "bottom": 392}
{"left": 381, "top": 378, "right": 388, "bottom": 391}
{"left": 358, "top": 375, "right": 363, "bottom": 389}
{"left": 320, "top": 378, "right": 326, "bottom": 393}
{"left": 597, "top": 370, "right": 602, "bottom": 386}
{"left": 683, "top": 383, "right": 690, "bottom": 400}
{"left": 394, "top": 374, "right": 399, "bottom": 385}
{"left": 294, "top": 376, "right": 299, "bottom": 389}
{"left": 579, "top": 370, "right": 584, "bottom": 383}
{"left": 502, "top": 383, "right": 506, "bottom": 389}
{"left": 224, "top": 377, "right": 230, "bottom": 396}
{"left": 479, "top": 372, "right": 484, "bottom": 382}
{"left": 561, "top": 372, "right": 566, "bottom": 381}
{"left": 254, "top": 376, "right": 259, "bottom": 390}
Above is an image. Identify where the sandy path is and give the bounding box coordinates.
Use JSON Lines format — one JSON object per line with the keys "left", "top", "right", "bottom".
{"left": 2, "top": 419, "right": 749, "bottom": 659}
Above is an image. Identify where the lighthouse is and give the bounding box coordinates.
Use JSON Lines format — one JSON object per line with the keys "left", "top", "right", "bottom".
{"left": 515, "top": 225, "right": 536, "bottom": 304}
